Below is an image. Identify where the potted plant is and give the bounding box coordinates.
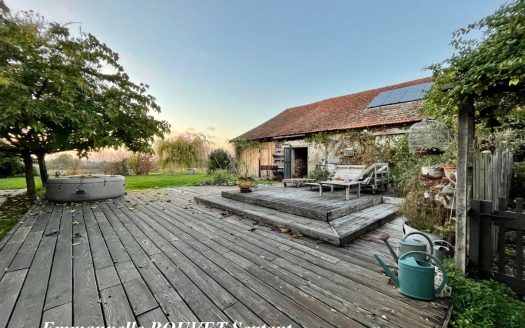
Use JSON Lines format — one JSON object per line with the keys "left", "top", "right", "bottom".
{"left": 441, "top": 143, "right": 457, "bottom": 177}
{"left": 400, "top": 181, "right": 455, "bottom": 243}
{"left": 231, "top": 139, "right": 262, "bottom": 192}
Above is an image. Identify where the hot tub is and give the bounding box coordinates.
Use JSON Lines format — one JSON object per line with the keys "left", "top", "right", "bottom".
{"left": 45, "top": 175, "right": 126, "bottom": 202}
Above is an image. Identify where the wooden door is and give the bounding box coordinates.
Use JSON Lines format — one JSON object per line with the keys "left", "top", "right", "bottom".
{"left": 284, "top": 147, "right": 292, "bottom": 179}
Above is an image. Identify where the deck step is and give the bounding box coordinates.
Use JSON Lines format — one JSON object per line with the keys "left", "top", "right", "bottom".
{"left": 195, "top": 195, "right": 398, "bottom": 246}
{"left": 330, "top": 203, "right": 399, "bottom": 245}
{"left": 221, "top": 189, "right": 380, "bottom": 221}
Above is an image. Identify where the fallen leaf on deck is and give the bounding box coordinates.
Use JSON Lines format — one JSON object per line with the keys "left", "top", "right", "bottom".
{"left": 248, "top": 227, "right": 257, "bottom": 232}
{"left": 72, "top": 220, "right": 80, "bottom": 225}
{"left": 289, "top": 232, "right": 303, "bottom": 239}
{"left": 220, "top": 211, "right": 232, "bottom": 218}
{"left": 381, "top": 315, "right": 387, "bottom": 320}
{"left": 330, "top": 308, "right": 337, "bottom": 313}
{"left": 74, "top": 232, "right": 82, "bottom": 238}
{"left": 279, "top": 227, "right": 289, "bottom": 233}
{"left": 45, "top": 231, "right": 59, "bottom": 236}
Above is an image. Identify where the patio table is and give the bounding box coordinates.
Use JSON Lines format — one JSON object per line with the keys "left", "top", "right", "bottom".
{"left": 318, "top": 180, "right": 361, "bottom": 200}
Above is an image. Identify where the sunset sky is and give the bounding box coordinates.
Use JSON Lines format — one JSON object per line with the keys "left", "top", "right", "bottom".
{"left": 10, "top": 0, "right": 505, "bottom": 149}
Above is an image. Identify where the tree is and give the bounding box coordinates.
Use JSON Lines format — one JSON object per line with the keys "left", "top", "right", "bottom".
{"left": 207, "top": 148, "right": 233, "bottom": 173}
{"left": 127, "top": 153, "right": 156, "bottom": 175}
{"left": 423, "top": 0, "right": 525, "bottom": 124}
{"left": 0, "top": 151, "right": 23, "bottom": 177}
{"left": 0, "top": 11, "right": 169, "bottom": 199}
{"left": 231, "top": 139, "right": 262, "bottom": 177}
{"left": 423, "top": 0, "right": 525, "bottom": 273}
{"left": 156, "top": 134, "right": 208, "bottom": 171}
{"left": 0, "top": 1, "right": 9, "bottom": 14}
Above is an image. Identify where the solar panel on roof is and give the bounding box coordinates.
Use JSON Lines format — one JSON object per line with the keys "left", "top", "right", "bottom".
{"left": 367, "top": 82, "right": 432, "bottom": 108}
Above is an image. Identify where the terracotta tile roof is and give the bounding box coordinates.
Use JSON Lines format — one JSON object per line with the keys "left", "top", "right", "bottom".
{"left": 237, "top": 77, "right": 432, "bottom": 140}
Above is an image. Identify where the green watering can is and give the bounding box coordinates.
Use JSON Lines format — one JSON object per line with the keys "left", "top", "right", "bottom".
{"left": 374, "top": 251, "right": 447, "bottom": 301}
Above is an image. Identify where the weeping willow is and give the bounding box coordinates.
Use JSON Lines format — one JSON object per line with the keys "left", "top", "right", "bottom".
{"left": 156, "top": 134, "right": 208, "bottom": 171}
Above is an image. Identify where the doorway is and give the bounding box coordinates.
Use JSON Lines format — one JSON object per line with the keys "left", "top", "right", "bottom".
{"left": 292, "top": 147, "right": 308, "bottom": 178}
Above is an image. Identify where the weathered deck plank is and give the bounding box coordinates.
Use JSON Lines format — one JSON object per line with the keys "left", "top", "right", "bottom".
{"left": 0, "top": 269, "right": 28, "bottom": 328}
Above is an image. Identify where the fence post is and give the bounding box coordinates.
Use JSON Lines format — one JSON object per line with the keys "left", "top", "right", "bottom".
{"left": 469, "top": 200, "right": 481, "bottom": 270}
{"left": 478, "top": 200, "right": 494, "bottom": 278}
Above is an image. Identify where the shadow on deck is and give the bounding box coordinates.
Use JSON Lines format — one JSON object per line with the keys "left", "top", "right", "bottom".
{"left": 0, "top": 186, "right": 450, "bottom": 328}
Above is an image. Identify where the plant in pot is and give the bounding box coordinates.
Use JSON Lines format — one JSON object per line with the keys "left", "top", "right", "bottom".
{"left": 440, "top": 142, "right": 457, "bottom": 177}
{"left": 401, "top": 181, "right": 456, "bottom": 244}
{"left": 231, "top": 139, "right": 262, "bottom": 192}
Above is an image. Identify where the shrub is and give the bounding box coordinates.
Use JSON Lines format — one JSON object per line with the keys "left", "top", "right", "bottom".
{"left": 128, "top": 153, "right": 156, "bottom": 175}
{"left": 212, "top": 170, "right": 232, "bottom": 185}
{"left": 510, "top": 161, "right": 525, "bottom": 199}
{"left": 390, "top": 136, "right": 445, "bottom": 194}
{"left": 0, "top": 152, "right": 24, "bottom": 177}
{"left": 445, "top": 260, "right": 525, "bottom": 327}
{"left": 308, "top": 168, "right": 331, "bottom": 181}
{"left": 207, "top": 148, "right": 233, "bottom": 173}
{"left": 105, "top": 159, "right": 129, "bottom": 176}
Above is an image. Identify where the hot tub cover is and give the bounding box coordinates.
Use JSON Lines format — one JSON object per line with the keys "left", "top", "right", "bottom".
{"left": 46, "top": 175, "right": 126, "bottom": 202}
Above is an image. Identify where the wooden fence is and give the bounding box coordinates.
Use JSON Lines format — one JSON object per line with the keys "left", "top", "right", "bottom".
{"left": 473, "top": 148, "right": 513, "bottom": 211}
{"left": 469, "top": 198, "right": 525, "bottom": 295}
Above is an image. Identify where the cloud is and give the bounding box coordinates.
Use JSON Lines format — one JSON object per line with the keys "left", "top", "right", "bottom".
{"left": 207, "top": 126, "right": 216, "bottom": 131}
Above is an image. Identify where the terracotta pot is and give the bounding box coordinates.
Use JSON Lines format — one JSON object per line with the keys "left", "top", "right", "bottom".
{"left": 237, "top": 177, "right": 255, "bottom": 192}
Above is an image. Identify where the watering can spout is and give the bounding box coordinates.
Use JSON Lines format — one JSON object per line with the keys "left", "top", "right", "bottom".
{"left": 374, "top": 254, "right": 399, "bottom": 287}
{"left": 377, "top": 232, "right": 399, "bottom": 262}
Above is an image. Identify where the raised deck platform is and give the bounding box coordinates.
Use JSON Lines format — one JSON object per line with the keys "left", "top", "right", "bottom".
{"left": 221, "top": 188, "right": 381, "bottom": 221}
{"left": 195, "top": 187, "right": 399, "bottom": 245}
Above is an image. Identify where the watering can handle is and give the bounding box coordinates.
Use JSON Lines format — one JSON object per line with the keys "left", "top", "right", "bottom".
{"left": 399, "top": 251, "right": 448, "bottom": 294}
{"left": 433, "top": 240, "right": 455, "bottom": 250}
{"left": 402, "top": 231, "right": 434, "bottom": 256}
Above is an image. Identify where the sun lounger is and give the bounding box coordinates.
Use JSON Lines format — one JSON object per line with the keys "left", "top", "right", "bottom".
{"left": 318, "top": 163, "right": 389, "bottom": 200}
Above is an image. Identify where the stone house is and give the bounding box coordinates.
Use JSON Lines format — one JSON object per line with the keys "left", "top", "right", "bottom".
{"left": 234, "top": 77, "right": 432, "bottom": 179}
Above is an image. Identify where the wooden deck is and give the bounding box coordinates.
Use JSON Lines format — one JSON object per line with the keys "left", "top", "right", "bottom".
{"left": 221, "top": 188, "right": 382, "bottom": 221}
{"left": 0, "top": 186, "right": 450, "bottom": 328}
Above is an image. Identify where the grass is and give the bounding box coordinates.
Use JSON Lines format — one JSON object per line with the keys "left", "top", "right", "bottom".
{"left": 0, "top": 192, "right": 35, "bottom": 241}
{"left": 0, "top": 176, "right": 42, "bottom": 190}
{"left": 0, "top": 172, "right": 277, "bottom": 191}
{"left": 125, "top": 172, "right": 214, "bottom": 190}
{"left": 445, "top": 259, "right": 525, "bottom": 327}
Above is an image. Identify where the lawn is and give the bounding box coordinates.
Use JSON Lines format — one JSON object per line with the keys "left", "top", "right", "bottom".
{"left": 0, "top": 172, "right": 276, "bottom": 191}
{"left": 125, "top": 172, "right": 214, "bottom": 190}
{"left": 0, "top": 172, "right": 214, "bottom": 191}
{"left": 0, "top": 176, "right": 43, "bottom": 190}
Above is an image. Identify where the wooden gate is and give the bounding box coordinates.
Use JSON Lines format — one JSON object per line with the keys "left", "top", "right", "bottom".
{"left": 473, "top": 148, "right": 513, "bottom": 211}
{"left": 469, "top": 198, "right": 525, "bottom": 295}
